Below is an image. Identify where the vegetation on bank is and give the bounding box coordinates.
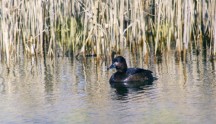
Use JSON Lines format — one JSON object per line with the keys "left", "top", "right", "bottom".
{"left": 0, "top": 0, "right": 216, "bottom": 67}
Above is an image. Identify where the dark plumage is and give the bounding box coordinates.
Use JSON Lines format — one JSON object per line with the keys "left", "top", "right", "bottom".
{"left": 108, "top": 56, "right": 154, "bottom": 87}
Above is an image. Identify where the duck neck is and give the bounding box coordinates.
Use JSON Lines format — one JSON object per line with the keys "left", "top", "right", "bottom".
{"left": 118, "top": 64, "right": 127, "bottom": 73}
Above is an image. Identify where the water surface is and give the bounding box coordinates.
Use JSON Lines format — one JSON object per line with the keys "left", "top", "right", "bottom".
{"left": 0, "top": 51, "right": 216, "bottom": 124}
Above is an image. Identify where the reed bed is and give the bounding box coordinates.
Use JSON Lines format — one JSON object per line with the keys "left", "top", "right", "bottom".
{"left": 0, "top": 0, "right": 216, "bottom": 67}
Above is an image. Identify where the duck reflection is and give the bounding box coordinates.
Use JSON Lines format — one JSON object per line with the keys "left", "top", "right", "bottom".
{"left": 112, "top": 81, "right": 154, "bottom": 100}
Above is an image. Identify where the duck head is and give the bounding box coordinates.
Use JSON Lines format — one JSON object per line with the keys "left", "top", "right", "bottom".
{"left": 108, "top": 56, "right": 128, "bottom": 73}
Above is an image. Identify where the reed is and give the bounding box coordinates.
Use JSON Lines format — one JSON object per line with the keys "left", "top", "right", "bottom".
{"left": 1, "top": 0, "right": 216, "bottom": 67}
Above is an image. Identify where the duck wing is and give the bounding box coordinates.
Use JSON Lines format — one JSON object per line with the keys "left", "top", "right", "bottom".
{"left": 126, "top": 68, "right": 152, "bottom": 75}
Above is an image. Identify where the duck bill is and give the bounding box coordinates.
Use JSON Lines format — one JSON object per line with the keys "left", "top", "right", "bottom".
{"left": 107, "top": 64, "right": 116, "bottom": 70}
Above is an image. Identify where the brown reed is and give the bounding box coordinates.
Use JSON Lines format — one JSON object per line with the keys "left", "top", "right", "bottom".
{"left": 0, "top": 0, "right": 216, "bottom": 68}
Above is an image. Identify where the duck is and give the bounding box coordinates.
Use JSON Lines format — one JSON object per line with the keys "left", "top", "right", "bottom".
{"left": 107, "top": 56, "right": 154, "bottom": 87}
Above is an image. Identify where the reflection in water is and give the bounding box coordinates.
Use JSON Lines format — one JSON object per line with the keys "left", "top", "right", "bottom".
{"left": 0, "top": 50, "right": 215, "bottom": 123}
{"left": 44, "top": 59, "right": 54, "bottom": 94}
{"left": 0, "top": 65, "right": 5, "bottom": 93}
{"left": 0, "top": 77, "right": 5, "bottom": 93}
{"left": 113, "top": 85, "right": 155, "bottom": 101}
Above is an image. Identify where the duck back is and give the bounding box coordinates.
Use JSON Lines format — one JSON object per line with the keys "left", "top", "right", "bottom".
{"left": 125, "top": 68, "right": 153, "bottom": 82}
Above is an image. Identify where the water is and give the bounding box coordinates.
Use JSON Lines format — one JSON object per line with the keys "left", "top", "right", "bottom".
{"left": 0, "top": 51, "right": 216, "bottom": 124}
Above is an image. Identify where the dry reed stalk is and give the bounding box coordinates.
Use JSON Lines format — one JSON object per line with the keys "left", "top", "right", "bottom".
{"left": 1, "top": 0, "right": 10, "bottom": 67}
{"left": 1, "top": 0, "right": 216, "bottom": 64}
{"left": 139, "top": 0, "right": 148, "bottom": 56}
{"left": 176, "top": 0, "right": 182, "bottom": 54}
{"left": 167, "top": 0, "right": 175, "bottom": 51}
{"left": 214, "top": 17, "right": 216, "bottom": 56}
{"left": 183, "top": 0, "right": 189, "bottom": 50}
{"left": 131, "top": 0, "right": 138, "bottom": 45}
{"left": 154, "top": 0, "right": 162, "bottom": 54}
{"left": 213, "top": 2, "right": 216, "bottom": 56}
{"left": 119, "top": 0, "right": 124, "bottom": 46}
{"left": 113, "top": 0, "right": 119, "bottom": 52}
{"left": 207, "top": 0, "right": 216, "bottom": 56}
